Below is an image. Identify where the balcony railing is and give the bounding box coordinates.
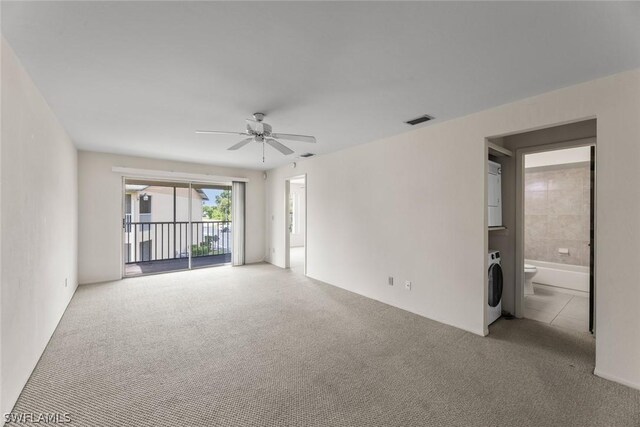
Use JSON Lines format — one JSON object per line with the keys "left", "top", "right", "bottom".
{"left": 124, "top": 220, "right": 232, "bottom": 264}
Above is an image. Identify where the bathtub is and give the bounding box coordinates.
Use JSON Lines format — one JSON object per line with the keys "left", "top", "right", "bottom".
{"left": 525, "top": 259, "right": 589, "bottom": 293}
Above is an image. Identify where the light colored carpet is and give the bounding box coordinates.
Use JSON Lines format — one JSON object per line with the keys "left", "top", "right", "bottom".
{"left": 6, "top": 263, "right": 639, "bottom": 426}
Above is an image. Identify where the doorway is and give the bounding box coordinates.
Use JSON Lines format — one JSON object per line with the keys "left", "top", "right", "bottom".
{"left": 122, "top": 178, "right": 233, "bottom": 277}
{"left": 519, "top": 143, "right": 595, "bottom": 333}
{"left": 285, "top": 175, "right": 306, "bottom": 274}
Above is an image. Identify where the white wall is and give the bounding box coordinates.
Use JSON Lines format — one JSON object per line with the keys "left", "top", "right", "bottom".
{"left": 78, "top": 152, "right": 265, "bottom": 284}
{"left": 1, "top": 39, "right": 78, "bottom": 415}
{"left": 265, "top": 69, "right": 640, "bottom": 390}
{"left": 267, "top": 125, "right": 488, "bottom": 336}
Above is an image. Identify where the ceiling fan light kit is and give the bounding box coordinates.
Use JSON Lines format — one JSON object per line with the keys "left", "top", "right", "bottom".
{"left": 196, "top": 113, "right": 317, "bottom": 162}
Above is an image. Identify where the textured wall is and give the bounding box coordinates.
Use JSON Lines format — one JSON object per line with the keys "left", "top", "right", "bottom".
{"left": 266, "top": 69, "right": 640, "bottom": 389}
{"left": 78, "top": 151, "right": 266, "bottom": 284}
{"left": 524, "top": 163, "right": 590, "bottom": 266}
{"left": 1, "top": 39, "right": 78, "bottom": 416}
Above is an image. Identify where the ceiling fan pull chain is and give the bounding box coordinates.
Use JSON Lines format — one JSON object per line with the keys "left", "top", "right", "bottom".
{"left": 262, "top": 141, "right": 265, "bottom": 163}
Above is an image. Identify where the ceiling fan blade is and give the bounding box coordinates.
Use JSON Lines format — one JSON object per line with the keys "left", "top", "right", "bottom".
{"left": 227, "top": 138, "right": 254, "bottom": 151}
{"left": 196, "top": 130, "right": 249, "bottom": 136}
{"left": 266, "top": 138, "right": 294, "bottom": 155}
{"left": 270, "top": 133, "right": 316, "bottom": 143}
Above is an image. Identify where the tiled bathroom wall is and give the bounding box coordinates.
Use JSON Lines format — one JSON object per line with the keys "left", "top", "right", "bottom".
{"left": 524, "top": 162, "right": 590, "bottom": 266}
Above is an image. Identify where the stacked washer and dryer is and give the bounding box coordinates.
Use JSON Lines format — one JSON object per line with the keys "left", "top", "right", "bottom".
{"left": 487, "top": 250, "right": 503, "bottom": 325}
{"left": 487, "top": 160, "right": 503, "bottom": 325}
{"left": 488, "top": 160, "right": 502, "bottom": 228}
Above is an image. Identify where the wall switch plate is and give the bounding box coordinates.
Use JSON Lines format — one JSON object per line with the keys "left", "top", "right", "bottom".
{"left": 404, "top": 281, "right": 412, "bottom": 290}
{"left": 388, "top": 276, "right": 394, "bottom": 286}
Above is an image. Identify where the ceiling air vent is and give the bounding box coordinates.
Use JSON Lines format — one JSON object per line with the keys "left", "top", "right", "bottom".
{"left": 300, "top": 153, "right": 315, "bottom": 158}
{"left": 405, "top": 114, "right": 434, "bottom": 126}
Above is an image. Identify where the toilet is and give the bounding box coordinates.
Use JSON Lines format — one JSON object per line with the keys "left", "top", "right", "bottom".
{"left": 524, "top": 264, "right": 538, "bottom": 295}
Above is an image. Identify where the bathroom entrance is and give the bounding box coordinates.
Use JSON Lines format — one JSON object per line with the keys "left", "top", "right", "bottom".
{"left": 487, "top": 119, "right": 597, "bottom": 336}
{"left": 521, "top": 145, "right": 595, "bottom": 333}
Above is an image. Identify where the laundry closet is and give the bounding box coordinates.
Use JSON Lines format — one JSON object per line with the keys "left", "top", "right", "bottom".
{"left": 487, "top": 143, "right": 511, "bottom": 327}
{"left": 485, "top": 119, "right": 597, "bottom": 334}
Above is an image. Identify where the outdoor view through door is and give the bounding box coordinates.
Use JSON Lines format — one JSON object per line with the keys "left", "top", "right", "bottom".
{"left": 123, "top": 179, "right": 232, "bottom": 276}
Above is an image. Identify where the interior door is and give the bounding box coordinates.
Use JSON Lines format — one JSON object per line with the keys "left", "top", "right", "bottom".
{"left": 589, "top": 146, "right": 595, "bottom": 333}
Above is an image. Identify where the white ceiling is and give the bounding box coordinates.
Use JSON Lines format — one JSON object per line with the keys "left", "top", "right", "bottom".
{"left": 2, "top": 2, "right": 639, "bottom": 170}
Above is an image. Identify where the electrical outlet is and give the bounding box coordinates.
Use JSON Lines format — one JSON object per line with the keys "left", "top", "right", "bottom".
{"left": 388, "top": 276, "right": 394, "bottom": 286}
{"left": 404, "top": 281, "right": 412, "bottom": 291}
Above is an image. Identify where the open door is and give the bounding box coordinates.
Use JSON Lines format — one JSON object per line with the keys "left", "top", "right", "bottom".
{"left": 520, "top": 144, "right": 594, "bottom": 333}
{"left": 285, "top": 175, "right": 306, "bottom": 274}
{"left": 589, "top": 146, "right": 595, "bottom": 333}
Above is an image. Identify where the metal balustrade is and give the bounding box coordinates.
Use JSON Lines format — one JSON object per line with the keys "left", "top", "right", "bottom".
{"left": 124, "top": 220, "right": 232, "bottom": 264}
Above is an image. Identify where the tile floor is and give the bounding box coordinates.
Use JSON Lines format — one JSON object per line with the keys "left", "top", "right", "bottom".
{"left": 524, "top": 283, "right": 590, "bottom": 333}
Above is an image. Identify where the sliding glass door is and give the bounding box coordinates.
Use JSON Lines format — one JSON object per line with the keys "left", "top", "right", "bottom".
{"left": 123, "top": 179, "right": 232, "bottom": 277}
{"left": 190, "top": 184, "right": 233, "bottom": 269}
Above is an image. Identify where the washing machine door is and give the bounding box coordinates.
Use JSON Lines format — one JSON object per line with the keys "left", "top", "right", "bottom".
{"left": 488, "top": 263, "right": 503, "bottom": 307}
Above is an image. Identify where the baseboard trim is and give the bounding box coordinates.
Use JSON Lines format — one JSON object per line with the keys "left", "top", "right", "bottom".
{"left": 304, "top": 272, "right": 486, "bottom": 337}
{"left": 594, "top": 368, "right": 640, "bottom": 391}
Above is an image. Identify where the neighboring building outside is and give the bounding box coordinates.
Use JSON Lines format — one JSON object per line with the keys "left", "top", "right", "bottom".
{"left": 124, "top": 185, "right": 231, "bottom": 263}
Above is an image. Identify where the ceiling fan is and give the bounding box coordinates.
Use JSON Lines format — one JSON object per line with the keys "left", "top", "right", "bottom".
{"left": 196, "top": 113, "right": 316, "bottom": 162}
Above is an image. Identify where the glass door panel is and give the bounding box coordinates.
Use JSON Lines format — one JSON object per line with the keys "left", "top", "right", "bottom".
{"left": 191, "top": 184, "right": 233, "bottom": 269}
{"left": 123, "top": 179, "right": 191, "bottom": 276}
